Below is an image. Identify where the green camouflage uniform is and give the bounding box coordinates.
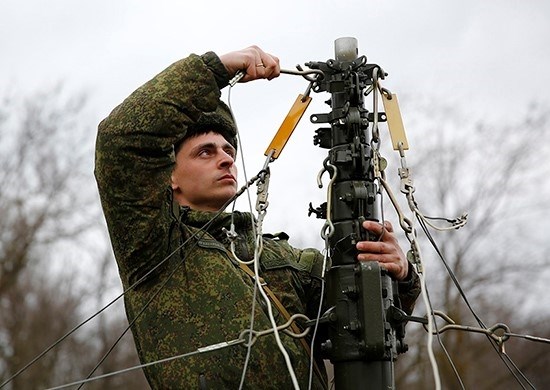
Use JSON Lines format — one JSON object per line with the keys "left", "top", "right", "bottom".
{"left": 95, "top": 52, "right": 420, "bottom": 389}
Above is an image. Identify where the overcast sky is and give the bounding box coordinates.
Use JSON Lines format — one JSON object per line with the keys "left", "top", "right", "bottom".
{"left": 2, "top": 0, "right": 549, "bottom": 247}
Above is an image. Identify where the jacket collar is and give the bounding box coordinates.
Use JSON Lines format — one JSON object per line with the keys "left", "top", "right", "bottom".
{"left": 182, "top": 207, "right": 255, "bottom": 240}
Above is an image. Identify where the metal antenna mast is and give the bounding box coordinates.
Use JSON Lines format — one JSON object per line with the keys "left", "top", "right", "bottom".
{"left": 308, "top": 37, "right": 407, "bottom": 389}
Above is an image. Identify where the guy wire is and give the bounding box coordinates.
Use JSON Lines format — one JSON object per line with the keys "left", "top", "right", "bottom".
{"left": 227, "top": 81, "right": 300, "bottom": 389}
{"left": 416, "top": 213, "right": 534, "bottom": 389}
{"left": 228, "top": 78, "right": 260, "bottom": 388}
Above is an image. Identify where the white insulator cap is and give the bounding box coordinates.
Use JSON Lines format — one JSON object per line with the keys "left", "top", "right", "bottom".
{"left": 335, "top": 37, "right": 358, "bottom": 61}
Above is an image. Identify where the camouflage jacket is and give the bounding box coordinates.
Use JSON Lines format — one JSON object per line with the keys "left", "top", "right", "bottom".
{"left": 95, "top": 52, "right": 420, "bottom": 389}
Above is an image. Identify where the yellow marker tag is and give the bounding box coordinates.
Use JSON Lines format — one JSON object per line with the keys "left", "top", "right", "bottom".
{"left": 382, "top": 93, "right": 409, "bottom": 151}
{"left": 265, "top": 94, "right": 312, "bottom": 159}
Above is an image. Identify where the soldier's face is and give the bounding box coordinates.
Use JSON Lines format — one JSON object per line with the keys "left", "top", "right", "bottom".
{"left": 171, "top": 132, "right": 237, "bottom": 211}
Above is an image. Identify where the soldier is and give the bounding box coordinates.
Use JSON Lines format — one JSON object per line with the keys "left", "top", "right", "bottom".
{"left": 95, "top": 45, "right": 419, "bottom": 389}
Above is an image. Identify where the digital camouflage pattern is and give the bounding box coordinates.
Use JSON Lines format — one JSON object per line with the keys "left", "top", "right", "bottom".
{"left": 95, "top": 52, "right": 420, "bottom": 389}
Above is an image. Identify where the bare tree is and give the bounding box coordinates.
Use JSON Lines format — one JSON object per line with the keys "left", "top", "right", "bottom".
{"left": 392, "top": 101, "right": 550, "bottom": 388}
{"left": 1, "top": 268, "right": 85, "bottom": 388}
{"left": 0, "top": 86, "right": 147, "bottom": 389}
{"left": 0, "top": 85, "right": 93, "bottom": 294}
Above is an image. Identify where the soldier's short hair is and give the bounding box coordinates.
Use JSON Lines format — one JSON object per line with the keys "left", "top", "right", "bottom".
{"left": 174, "top": 101, "right": 237, "bottom": 155}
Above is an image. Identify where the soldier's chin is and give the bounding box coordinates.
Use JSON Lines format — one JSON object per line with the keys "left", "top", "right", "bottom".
{"left": 217, "top": 192, "right": 237, "bottom": 210}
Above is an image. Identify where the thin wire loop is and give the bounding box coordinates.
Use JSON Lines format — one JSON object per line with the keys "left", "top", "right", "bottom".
{"left": 239, "top": 313, "right": 312, "bottom": 348}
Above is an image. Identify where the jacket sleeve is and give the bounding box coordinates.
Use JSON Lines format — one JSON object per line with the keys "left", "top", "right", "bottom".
{"left": 94, "top": 52, "right": 230, "bottom": 287}
{"left": 397, "top": 262, "right": 421, "bottom": 315}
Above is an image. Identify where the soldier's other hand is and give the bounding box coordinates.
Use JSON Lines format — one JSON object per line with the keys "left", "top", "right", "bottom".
{"left": 220, "top": 45, "right": 280, "bottom": 82}
{"left": 356, "top": 220, "right": 408, "bottom": 281}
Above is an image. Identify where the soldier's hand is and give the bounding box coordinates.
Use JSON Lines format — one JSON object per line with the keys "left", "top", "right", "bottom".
{"left": 219, "top": 45, "right": 280, "bottom": 82}
{"left": 356, "top": 220, "right": 409, "bottom": 281}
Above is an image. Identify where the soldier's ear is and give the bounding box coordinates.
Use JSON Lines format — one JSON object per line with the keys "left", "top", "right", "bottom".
{"left": 170, "top": 173, "right": 179, "bottom": 191}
